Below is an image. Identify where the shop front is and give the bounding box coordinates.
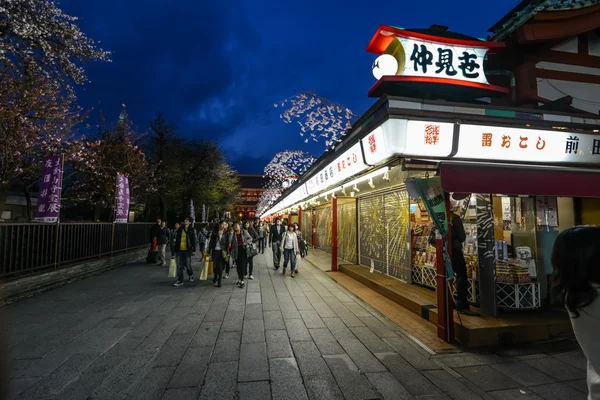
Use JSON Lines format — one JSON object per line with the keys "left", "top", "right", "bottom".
{"left": 262, "top": 22, "right": 600, "bottom": 344}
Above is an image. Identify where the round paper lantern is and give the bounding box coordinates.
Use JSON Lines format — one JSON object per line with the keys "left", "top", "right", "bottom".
{"left": 372, "top": 54, "right": 399, "bottom": 80}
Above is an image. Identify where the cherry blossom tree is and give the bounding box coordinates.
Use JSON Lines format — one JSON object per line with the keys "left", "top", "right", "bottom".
{"left": 67, "top": 107, "right": 155, "bottom": 220}
{"left": 0, "top": 67, "right": 86, "bottom": 219}
{"left": 275, "top": 91, "right": 358, "bottom": 149}
{"left": 257, "top": 150, "right": 315, "bottom": 216}
{"left": 0, "top": 0, "right": 110, "bottom": 86}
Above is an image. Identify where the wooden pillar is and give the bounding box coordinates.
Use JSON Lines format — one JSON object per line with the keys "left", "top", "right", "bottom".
{"left": 331, "top": 197, "right": 338, "bottom": 272}
{"left": 298, "top": 207, "right": 302, "bottom": 230}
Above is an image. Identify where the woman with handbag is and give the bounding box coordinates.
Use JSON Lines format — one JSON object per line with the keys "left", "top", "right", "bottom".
{"left": 244, "top": 221, "right": 259, "bottom": 280}
{"left": 231, "top": 222, "right": 253, "bottom": 288}
{"left": 280, "top": 224, "right": 300, "bottom": 277}
{"left": 208, "top": 221, "right": 230, "bottom": 288}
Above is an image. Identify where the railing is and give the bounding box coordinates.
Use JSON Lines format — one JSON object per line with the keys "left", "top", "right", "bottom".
{"left": 0, "top": 223, "right": 153, "bottom": 280}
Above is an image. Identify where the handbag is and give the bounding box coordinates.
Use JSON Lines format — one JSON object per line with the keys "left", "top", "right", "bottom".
{"left": 199, "top": 260, "right": 208, "bottom": 280}
{"left": 207, "top": 261, "right": 214, "bottom": 275}
{"left": 168, "top": 258, "right": 177, "bottom": 278}
{"left": 250, "top": 246, "right": 258, "bottom": 257}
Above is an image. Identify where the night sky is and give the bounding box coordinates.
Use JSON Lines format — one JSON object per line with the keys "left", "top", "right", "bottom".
{"left": 60, "top": 0, "right": 517, "bottom": 174}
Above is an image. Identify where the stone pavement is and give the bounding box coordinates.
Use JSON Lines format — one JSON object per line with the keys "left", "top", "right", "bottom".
{"left": 1, "top": 249, "right": 589, "bottom": 400}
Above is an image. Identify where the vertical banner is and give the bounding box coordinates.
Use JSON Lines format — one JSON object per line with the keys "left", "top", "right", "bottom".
{"left": 115, "top": 173, "right": 130, "bottom": 223}
{"left": 202, "top": 204, "right": 206, "bottom": 223}
{"left": 190, "top": 199, "right": 195, "bottom": 223}
{"left": 207, "top": 206, "right": 210, "bottom": 222}
{"left": 35, "top": 154, "right": 64, "bottom": 223}
{"left": 414, "top": 176, "right": 453, "bottom": 278}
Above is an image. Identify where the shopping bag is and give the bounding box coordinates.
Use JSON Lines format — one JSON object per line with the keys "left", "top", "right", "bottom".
{"left": 199, "top": 261, "right": 208, "bottom": 280}
{"left": 168, "top": 258, "right": 177, "bottom": 278}
{"left": 295, "top": 255, "right": 301, "bottom": 271}
{"left": 207, "top": 261, "right": 214, "bottom": 276}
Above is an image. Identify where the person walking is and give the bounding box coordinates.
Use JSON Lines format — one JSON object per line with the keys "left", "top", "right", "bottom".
{"left": 269, "top": 218, "right": 285, "bottom": 270}
{"left": 197, "top": 223, "right": 210, "bottom": 258}
{"left": 552, "top": 226, "right": 600, "bottom": 400}
{"left": 258, "top": 222, "right": 266, "bottom": 254}
{"left": 224, "top": 222, "right": 233, "bottom": 279}
{"left": 208, "top": 221, "right": 230, "bottom": 288}
{"left": 293, "top": 222, "right": 304, "bottom": 273}
{"left": 244, "top": 221, "right": 258, "bottom": 280}
{"left": 231, "top": 222, "right": 253, "bottom": 288}
{"left": 172, "top": 218, "right": 197, "bottom": 287}
{"left": 170, "top": 222, "right": 180, "bottom": 255}
{"left": 157, "top": 221, "right": 171, "bottom": 266}
{"left": 280, "top": 224, "right": 300, "bottom": 277}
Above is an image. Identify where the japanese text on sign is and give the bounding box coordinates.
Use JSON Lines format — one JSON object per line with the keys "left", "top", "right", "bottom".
{"left": 35, "top": 154, "right": 63, "bottom": 223}
{"left": 398, "top": 38, "right": 490, "bottom": 85}
{"left": 455, "top": 124, "right": 600, "bottom": 164}
{"left": 115, "top": 173, "right": 130, "bottom": 223}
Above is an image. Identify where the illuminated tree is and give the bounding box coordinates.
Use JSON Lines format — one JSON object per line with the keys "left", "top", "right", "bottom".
{"left": 68, "top": 107, "right": 155, "bottom": 219}
{"left": 257, "top": 150, "right": 315, "bottom": 216}
{"left": 275, "top": 91, "right": 358, "bottom": 149}
{"left": 0, "top": 68, "right": 86, "bottom": 219}
{"left": 0, "top": 0, "right": 110, "bottom": 86}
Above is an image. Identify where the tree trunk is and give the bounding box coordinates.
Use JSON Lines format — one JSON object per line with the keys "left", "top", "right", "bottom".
{"left": 23, "top": 187, "right": 33, "bottom": 222}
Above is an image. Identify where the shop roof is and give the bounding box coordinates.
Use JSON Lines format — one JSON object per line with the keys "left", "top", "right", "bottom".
{"left": 262, "top": 96, "right": 600, "bottom": 216}
{"left": 488, "top": 0, "right": 600, "bottom": 41}
{"left": 238, "top": 174, "right": 266, "bottom": 189}
{"left": 367, "top": 25, "right": 504, "bottom": 55}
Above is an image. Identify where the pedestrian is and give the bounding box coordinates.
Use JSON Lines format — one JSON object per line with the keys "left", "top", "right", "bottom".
{"left": 293, "top": 222, "right": 303, "bottom": 273}
{"left": 208, "top": 221, "right": 230, "bottom": 288}
{"left": 172, "top": 218, "right": 197, "bottom": 287}
{"left": 552, "top": 225, "right": 600, "bottom": 400}
{"left": 197, "top": 223, "right": 210, "bottom": 258}
{"left": 257, "top": 222, "right": 266, "bottom": 254}
{"left": 170, "top": 222, "right": 180, "bottom": 255}
{"left": 149, "top": 218, "right": 162, "bottom": 246}
{"left": 244, "top": 221, "right": 258, "bottom": 280}
{"left": 157, "top": 221, "right": 171, "bottom": 266}
{"left": 269, "top": 218, "right": 285, "bottom": 270}
{"left": 224, "top": 222, "right": 233, "bottom": 279}
{"left": 231, "top": 222, "right": 253, "bottom": 288}
{"left": 280, "top": 224, "right": 300, "bottom": 277}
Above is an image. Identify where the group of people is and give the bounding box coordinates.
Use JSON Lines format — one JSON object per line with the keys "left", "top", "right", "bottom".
{"left": 148, "top": 217, "right": 307, "bottom": 290}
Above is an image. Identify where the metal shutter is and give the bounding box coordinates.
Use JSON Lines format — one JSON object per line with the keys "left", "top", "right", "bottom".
{"left": 337, "top": 201, "right": 357, "bottom": 264}
{"left": 301, "top": 210, "right": 312, "bottom": 245}
{"left": 315, "top": 207, "right": 332, "bottom": 253}
{"left": 358, "top": 189, "right": 410, "bottom": 282}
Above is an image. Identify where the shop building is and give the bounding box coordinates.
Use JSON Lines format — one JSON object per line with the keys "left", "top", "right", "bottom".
{"left": 263, "top": 8, "right": 600, "bottom": 346}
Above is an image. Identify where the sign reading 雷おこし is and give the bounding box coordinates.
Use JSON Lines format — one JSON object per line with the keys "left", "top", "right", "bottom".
{"left": 455, "top": 124, "right": 600, "bottom": 164}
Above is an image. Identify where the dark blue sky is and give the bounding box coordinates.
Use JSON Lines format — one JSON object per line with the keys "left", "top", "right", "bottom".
{"left": 60, "top": 0, "right": 517, "bottom": 174}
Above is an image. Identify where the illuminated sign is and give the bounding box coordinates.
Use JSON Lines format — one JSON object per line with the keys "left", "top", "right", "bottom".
{"left": 306, "top": 143, "right": 367, "bottom": 195}
{"left": 367, "top": 26, "right": 507, "bottom": 94}
{"left": 455, "top": 124, "right": 600, "bottom": 164}
{"left": 361, "top": 119, "right": 455, "bottom": 165}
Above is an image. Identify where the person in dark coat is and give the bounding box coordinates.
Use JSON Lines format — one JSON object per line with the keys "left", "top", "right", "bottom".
{"left": 149, "top": 218, "right": 162, "bottom": 247}
{"left": 269, "top": 218, "right": 285, "bottom": 270}
{"left": 172, "top": 218, "right": 197, "bottom": 287}
{"left": 157, "top": 221, "right": 171, "bottom": 266}
{"left": 208, "top": 221, "right": 230, "bottom": 288}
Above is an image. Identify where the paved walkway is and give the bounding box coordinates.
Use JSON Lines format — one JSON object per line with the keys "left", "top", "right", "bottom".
{"left": 1, "top": 249, "right": 589, "bottom": 400}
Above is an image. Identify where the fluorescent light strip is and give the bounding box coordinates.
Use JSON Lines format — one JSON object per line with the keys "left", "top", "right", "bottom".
{"left": 342, "top": 167, "right": 390, "bottom": 189}
{"left": 262, "top": 167, "right": 389, "bottom": 218}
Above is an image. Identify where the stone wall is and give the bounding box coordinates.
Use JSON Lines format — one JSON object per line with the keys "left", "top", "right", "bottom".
{"left": 0, "top": 249, "right": 146, "bottom": 305}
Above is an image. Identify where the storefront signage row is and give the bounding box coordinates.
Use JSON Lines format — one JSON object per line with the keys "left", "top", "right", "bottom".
{"left": 455, "top": 124, "right": 600, "bottom": 164}
{"left": 265, "top": 119, "right": 600, "bottom": 215}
